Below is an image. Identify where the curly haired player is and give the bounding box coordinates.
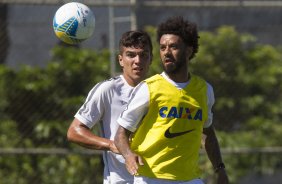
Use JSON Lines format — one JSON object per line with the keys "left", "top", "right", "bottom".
{"left": 115, "top": 16, "right": 229, "bottom": 184}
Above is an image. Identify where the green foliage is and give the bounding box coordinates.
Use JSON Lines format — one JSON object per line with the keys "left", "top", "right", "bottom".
{"left": 3, "top": 46, "right": 110, "bottom": 146}
{"left": 0, "top": 46, "right": 108, "bottom": 183}
{"left": 191, "top": 26, "right": 282, "bottom": 132}
{"left": 0, "top": 120, "right": 20, "bottom": 147}
{"left": 145, "top": 26, "right": 163, "bottom": 76}
{"left": 0, "top": 155, "right": 103, "bottom": 184}
{"left": 195, "top": 27, "right": 282, "bottom": 183}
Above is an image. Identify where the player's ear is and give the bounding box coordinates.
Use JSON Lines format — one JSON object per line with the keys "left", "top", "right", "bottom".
{"left": 118, "top": 54, "right": 124, "bottom": 67}
{"left": 186, "top": 46, "right": 193, "bottom": 60}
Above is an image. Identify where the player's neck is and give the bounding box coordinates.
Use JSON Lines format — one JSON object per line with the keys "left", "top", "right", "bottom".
{"left": 123, "top": 75, "right": 141, "bottom": 87}
{"left": 165, "top": 71, "right": 190, "bottom": 83}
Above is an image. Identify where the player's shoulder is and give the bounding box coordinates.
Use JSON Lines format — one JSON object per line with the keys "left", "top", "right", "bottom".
{"left": 190, "top": 74, "right": 214, "bottom": 92}
{"left": 88, "top": 75, "right": 123, "bottom": 94}
{"left": 206, "top": 81, "right": 213, "bottom": 90}
{"left": 191, "top": 74, "right": 206, "bottom": 83}
{"left": 191, "top": 74, "right": 211, "bottom": 85}
{"left": 99, "top": 75, "right": 124, "bottom": 88}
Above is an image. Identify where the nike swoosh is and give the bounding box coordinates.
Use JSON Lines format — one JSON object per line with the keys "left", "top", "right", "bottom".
{"left": 164, "top": 127, "right": 195, "bottom": 138}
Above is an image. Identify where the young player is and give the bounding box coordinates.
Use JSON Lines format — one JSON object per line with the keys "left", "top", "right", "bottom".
{"left": 67, "top": 30, "right": 153, "bottom": 184}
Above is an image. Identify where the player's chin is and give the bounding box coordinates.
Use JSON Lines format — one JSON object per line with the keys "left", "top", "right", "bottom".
{"left": 164, "top": 64, "right": 176, "bottom": 73}
{"left": 164, "top": 61, "right": 175, "bottom": 68}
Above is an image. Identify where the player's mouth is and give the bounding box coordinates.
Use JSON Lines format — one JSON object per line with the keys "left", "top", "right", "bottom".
{"left": 164, "top": 58, "right": 175, "bottom": 66}
{"left": 133, "top": 67, "right": 143, "bottom": 73}
{"left": 164, "top": 57, "right": 174, "bottom": 64}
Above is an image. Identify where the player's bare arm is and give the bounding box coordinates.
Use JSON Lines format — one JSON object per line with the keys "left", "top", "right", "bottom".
{"left": 203, "top": 125, "right": 229, "bottom": 184}
{"left": 114, "top": 126, "right": 144, "bottom": 175}
{"left": 67, "top": 118, "right": 119, "bottom": 154}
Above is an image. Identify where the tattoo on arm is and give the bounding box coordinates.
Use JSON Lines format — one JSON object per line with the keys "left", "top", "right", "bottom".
{"left": 114, "top": 126, "right": 133, "bottom": 157}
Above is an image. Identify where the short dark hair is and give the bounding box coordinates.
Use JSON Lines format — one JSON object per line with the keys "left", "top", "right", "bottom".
{"left": 119, "top": 30, "right": 153, "bottom": 54}
{"left": 157, "top": 16, "right": 199, "bottom": 59}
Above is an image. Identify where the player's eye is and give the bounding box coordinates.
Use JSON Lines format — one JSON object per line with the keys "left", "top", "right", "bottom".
{"left": 160, "top": 45, "right": 166, "bottom": 51}
{"left": 126, "top": 52, "right": 136, "bottom": 58}
{"left": 170, "top": 44, "right": 178, "bottom": 50}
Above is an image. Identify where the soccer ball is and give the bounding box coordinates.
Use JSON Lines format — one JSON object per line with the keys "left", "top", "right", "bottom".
{"left": 53, "top": 2, "right": 95, "bottom": 45}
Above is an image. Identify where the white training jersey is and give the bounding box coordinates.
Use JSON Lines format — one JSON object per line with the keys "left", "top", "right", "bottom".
{"left": 118, "top": 72, "right": 215, "bottom": 133}
{"left": 75, "top": 75, "right": 134, "bottom": 184}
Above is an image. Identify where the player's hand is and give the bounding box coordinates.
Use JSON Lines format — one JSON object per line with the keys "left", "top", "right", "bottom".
{"left": 109, "top": 140, "right": 120, "bottom": 154}
{"left": 125, "top": 152, "right": 144, "bottom": 176}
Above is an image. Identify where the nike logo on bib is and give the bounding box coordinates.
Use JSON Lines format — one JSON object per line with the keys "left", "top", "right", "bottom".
{"left": 164, "top": 127, "right": 195, "bottom": 138}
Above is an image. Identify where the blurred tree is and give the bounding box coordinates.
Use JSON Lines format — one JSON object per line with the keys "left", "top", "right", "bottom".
{"left": 1, "top": 47, "right": 107, "bottom": 184}
{"left": 4, "top": 47, "right": 110, "bottom": 147}
{"left": 192, "top": 26, "right": 282, "bottom": 183}
{"left": 191, "top": 26, "right": 282, "bottom": 132}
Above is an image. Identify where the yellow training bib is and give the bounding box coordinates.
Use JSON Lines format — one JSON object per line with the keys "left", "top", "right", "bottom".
{"left": 131, "top": 74, "right": 208, "bottom": 181}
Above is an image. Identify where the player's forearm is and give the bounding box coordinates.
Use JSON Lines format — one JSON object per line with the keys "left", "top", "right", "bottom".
{"left": 115, "top": 126, "right": 143, "bottom": 175}
{"left": 114, "top": 126, "right": 134, "bottom": 158}
{"left": 67, "top": 120, "right": 112, "bottom": 151}
{"left": 69, "top": 131, "right": 112, "bottom": 150}
{"left": 203, "top": 125, "right": 224, "bottom": 169}
{"left": 204, "top": 125, "right": 229, "bottom": 183}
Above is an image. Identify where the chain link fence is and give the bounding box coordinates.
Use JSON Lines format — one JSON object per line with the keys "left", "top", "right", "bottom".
{"left": 0, "top": 1, "right": 282, "bottom": 184}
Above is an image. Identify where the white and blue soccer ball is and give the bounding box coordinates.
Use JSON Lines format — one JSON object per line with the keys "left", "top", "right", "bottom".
{"left": 53, "top": 2, "right": 95, "bottom": 45}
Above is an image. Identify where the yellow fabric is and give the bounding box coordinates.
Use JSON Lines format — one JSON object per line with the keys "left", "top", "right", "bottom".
{"left": 130, "top": 74, "right": 208, "bottom": 180}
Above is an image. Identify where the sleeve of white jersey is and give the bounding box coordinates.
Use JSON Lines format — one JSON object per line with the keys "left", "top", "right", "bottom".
{"left": 204, "top": 82, "right": 215, "bottom": 128}
{"left": 74, "top": 82, "right": 106, "bottom": 129}
{"left": 117, "top": 82, "right": 149, "bottom": 132}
